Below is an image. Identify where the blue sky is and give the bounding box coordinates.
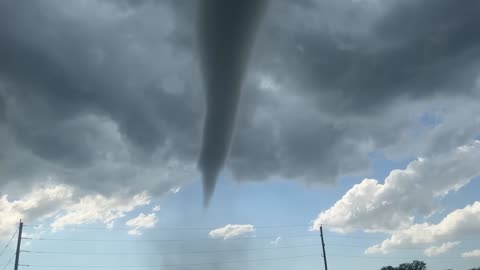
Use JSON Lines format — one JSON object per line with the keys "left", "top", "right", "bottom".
{"left": 4, "top": 158, "right": 479, "bottom": 270}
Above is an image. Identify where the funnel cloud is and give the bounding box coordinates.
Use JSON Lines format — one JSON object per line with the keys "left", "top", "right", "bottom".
{"left": 197, "top": 0, "right": 267, "bottom": 206}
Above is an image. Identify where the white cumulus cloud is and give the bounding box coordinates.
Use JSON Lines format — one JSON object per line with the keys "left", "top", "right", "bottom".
{"left": 126, "top": 213, "right": 158, "bottom": 236}
{"left": 0, "top": 185, "right": 151, "bottom": 239}
{"left": 52, "top": 192, "right": 151, "bottom": 229}
{"left": 152, "top": 205, "right": 161, "bottom": 212}
{"left": 127, "top": 228, "right": 142, "bottom": 236}
{"left": 209, "top": 224, "right": 255, "bottom": 240}
{"left": 311, "top": 141, "right": 480, "bottom": 232}
{"left": 0, "top": 185, "right": 73, "bottom": 239}
{"left": 424, "top": 241, "right": 460, "bottom": 257}
{"left": 462, "top": 249, "right": 480, "bottom": 258}
{"left": 365, "top": 201, "right": 480, "bottom": 254}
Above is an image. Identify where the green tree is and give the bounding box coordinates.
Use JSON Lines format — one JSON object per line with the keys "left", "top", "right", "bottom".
{"left": 380, "top": 260, "right": 426, "bottom": 270}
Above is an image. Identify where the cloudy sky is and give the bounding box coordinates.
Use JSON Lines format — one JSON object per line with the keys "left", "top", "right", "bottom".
{"left": 1, "top": 0, "right": 479, "bottom": 269}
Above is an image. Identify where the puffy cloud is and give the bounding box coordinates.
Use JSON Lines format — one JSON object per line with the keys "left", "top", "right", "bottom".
{"left": 462, "top": 249, "right": 480, "bottom": 258}
{"left": 365, "top": 201, "right": 480, "bottom": 254}
{"left": 51, "top": 192, "right": 151, "bottom": 229}
{"left": 152, "top": 205, "right": 161, "bottom": 212}
{"left": 127, "top": 228, "right": 142, "bottom": 236}
{"left": 269, "top": 236, "right": 282, "bottom": 246}
{"left": 126, "top": 213, "right": 158, "bottom": 228}
{"left": 126, "top": 213, "right": 158, "bottom": 236}
{"left": 311, "top": 141, "right": 480, "bottom": 232}
{"left": 0, "top": 184, "right": 150, "bottom": 239}
{"left": 424, "top": 241, "right": 460, "bottom": 257}
{"left": 209, "top": 224, "right": 255, "bottom": 240}
{"left": 0, "top": 185, "right": 73, "bottom": 239}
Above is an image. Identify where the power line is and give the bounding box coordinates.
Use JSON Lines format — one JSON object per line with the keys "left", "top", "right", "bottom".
{"left": 320, "top": 224, "right": 480, "bottom": 234}
{"left": 23, "top": 224, "right": 311, "bottom": 231}
{"left": 20, "top": 242, "right": 436, "bottom": 255}
{"left": 0, "top": 230, "right": 18, "bottom": 258}
{"left": 21, "top": 243, "right": 322, "bottom": 255}
{"left": 324, "top": 234, "right": 478, "bottom": 242}
{"left": 324, "top": 234, "right": 386, "bottom": 240}
{"left": 25, "top": 234, "right": 474, "bottom": 244}
{"left": 0, "top": 253, "right": 15, "bottom": 270}
{"left": 326, "top": 243, "right": 425, "bottom": 250}
{"left": 19, "top": 252, "right": 463, "bottom": 269}
{"left": 23, "top": 233, "right": 421, "bottom": 243}
{"left": 327, "top": 254, "right": 461, "bottom": 260}
{"left": 20, "top": 252, "right": 322, "bottom": 268}
{"left": 24, "top": 223, "right": 475, "bottom": 233}
{"left": 23, "top": 234, "right": 318, "bottom": 243}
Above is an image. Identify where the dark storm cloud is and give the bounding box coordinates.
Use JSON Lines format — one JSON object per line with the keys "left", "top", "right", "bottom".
{"left": 0, "top": 0, "right": 201, "bottom": 195}
{"left": 255, "top": 0, "right": 480, "bottom": 115}
{"left": 0, "top": 0, "right": 200, "bottom": 157}
{"left": 0, "top": 0, "right": 479, "bottom": 199}
{"left": 228, "top": 0, "right": 480, "bottom": 182}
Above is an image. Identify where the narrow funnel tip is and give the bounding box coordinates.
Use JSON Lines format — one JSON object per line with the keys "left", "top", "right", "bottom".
{"left": 201, "top": 168, "right": 218, "bottom": 208}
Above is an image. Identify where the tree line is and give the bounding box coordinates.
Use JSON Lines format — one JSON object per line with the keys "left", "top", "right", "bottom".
{"left": 380, "top": 260, "right": 479, "bottom": 270}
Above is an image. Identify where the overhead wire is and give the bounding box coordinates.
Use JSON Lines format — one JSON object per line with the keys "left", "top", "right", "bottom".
{"left": 21, "top": 243, "right": 323, "bottom": 255}
{"left": 20, "top": 242, "right": 429, "bottom": 256}
{"left": 0, "top": 253, "right": 15, "bottom": 270}
{"left": 23, "top": 223, "right": 474, "bottom": 233}
{"left": 21, "top": 221, "right": 479, "bottom": 259}
{"left": 17, "top": 223, "right": 473, "bottom": 269}
{"left": 22, "top": 234, "right": 318, "bottom": 243}
{"left": 0, "top": 230, "right": 17, "bottom": 258}
{"left": 22, "top": 224, "right": 311, "bottom": 231}
{"left": 320, "top": 224, "right": 479, "bottom": 233}
{"left": 326, "top": 243, "right": 425, "bottom": 250}
{"left": 20, "top": 252, "right": 322, "bottom": 268}
{"left": 19, "top": 252, "right": 464, "bottom": 269}
{"left": 21, "top": 225, "right": 477, "bottom": 246}
{"left": 325, "top": 234, "right": 386, "bottom": 240}
{"left": 327, "top": 254, "right": 461, "bottom": 260}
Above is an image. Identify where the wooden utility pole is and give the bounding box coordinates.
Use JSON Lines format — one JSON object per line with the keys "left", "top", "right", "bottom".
{"left": 320, "top": 224, "right": 328, "bottom": 270}
{"left": 14, "top": 220, "right": 23, "bottom": 270}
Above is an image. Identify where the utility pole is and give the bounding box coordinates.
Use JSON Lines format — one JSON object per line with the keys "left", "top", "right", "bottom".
{"left": 14, "top": 220, "right": 23, "bottom": 270}
{"left": 320, "top": 224, "right": 328, "bottom": 270}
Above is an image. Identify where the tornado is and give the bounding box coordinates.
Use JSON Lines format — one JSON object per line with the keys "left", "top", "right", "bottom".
{"left": 197, "top": 0, "right": 267, "bottom": 206}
